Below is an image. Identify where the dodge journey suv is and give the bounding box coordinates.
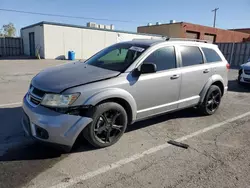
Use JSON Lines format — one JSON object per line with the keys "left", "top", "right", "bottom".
{"left": 22, "top": 38, "right": 229, "bottom": 151}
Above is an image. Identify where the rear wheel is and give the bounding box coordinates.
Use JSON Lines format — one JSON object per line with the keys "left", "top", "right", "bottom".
{"left": 199, "top": 85, "right": 222, "bottom": 115}
{"left": 83, "top": 102, "right": 127, "bottom": 148}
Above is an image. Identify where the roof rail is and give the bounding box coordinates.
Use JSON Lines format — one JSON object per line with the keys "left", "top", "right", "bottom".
{"left": 166, "top": 38, "right": 211, "bottom": 43}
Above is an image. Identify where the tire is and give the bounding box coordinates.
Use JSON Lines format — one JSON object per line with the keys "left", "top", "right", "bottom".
{"left": 199, "top": 85, "right": 222, "bottom": 115}
{"left": 237, "top": 70, "right": 242, "bottom": 85}
{"left": 83, "top": 102, "right": 128, "bottom": 148}
{"left": 238, "top": 79, "right": 244, "bottom": 85}
{"left": 238, "top": 69, "right": 243, "bottom": 85}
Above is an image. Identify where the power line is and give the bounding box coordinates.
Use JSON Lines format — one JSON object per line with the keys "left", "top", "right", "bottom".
{"left": 0, "top": 8, "right": 145, "bottom": 24}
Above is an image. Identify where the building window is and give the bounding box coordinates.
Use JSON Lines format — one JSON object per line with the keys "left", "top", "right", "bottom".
{"left": 179, "top": 46, "right": 204, "bottom": 67}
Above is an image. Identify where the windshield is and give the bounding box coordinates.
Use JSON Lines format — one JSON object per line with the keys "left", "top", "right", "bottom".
{"left": 85, "top": 43, "right": 148, "bottom": 72}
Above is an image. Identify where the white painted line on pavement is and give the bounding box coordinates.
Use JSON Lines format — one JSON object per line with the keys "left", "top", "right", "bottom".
{"left": 49, "top": 111, "right": 250, "bottom": 188}
{"left": 176, "top": 111, "right": 250, "bottom": 143}
{"left": 0, "top": 102, "right": 22, "bottom": 107}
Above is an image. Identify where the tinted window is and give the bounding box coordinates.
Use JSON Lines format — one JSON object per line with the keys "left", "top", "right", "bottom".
{"left": 143, "top": 46, "right": 176, "bottom": 71}
{"left": 202, "top": 47, "right": 222, "bottom": 63}
{"left": 179, "top": 46, "right": 203, "bottom": 67}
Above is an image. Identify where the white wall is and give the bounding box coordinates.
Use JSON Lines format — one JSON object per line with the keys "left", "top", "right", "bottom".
{"left": 43, "top": 24, "right": 161, "bottom": 59}
{"left": 21, "top": 25, "right": 45, "bottom": 58}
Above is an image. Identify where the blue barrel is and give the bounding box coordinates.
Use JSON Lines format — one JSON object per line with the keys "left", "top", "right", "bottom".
{"left": 68, "top": 51, "right": 75, "bottom": 60}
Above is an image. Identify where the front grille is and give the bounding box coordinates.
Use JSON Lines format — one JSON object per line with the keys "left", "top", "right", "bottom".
{"left": 30, "top": 95, "right": 41, "bottom": 105}
{"left": 31, "top": 86, "right": 45, "bottom": 98}
{"left": 244, "top": 69, "right": 250, "bottom": 75}
{"left": 27, "top": 86, "right": 45, "bottom": 106}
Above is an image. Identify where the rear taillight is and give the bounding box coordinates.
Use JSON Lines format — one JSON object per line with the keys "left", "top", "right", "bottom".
{"left": 226, "top": 63, "right": 230, "bottom": 70}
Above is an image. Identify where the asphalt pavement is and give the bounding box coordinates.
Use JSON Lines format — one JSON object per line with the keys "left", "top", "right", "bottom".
{"left": 0, "top": 60, "right": 250, "bottom": 188}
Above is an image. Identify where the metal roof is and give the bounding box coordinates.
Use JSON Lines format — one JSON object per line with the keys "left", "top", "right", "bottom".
{"left": 21, "top": 21, "right": 162, "bottom": 37}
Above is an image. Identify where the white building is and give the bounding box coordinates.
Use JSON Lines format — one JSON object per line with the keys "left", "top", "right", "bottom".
{"left": 21, "top": 21, "right": 162, "bottom": 59}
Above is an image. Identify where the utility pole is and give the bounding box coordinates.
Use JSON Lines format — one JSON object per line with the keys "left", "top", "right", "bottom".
{"left": 212, "top": 8, "right": 219, "bottom": 27}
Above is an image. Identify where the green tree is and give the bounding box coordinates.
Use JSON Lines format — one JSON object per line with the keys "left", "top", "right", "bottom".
{"left": 0, "top": 27, "right": 3, "bottom": 37}
{"left": 0, "top": 23, "right": 16, "bottom": 37}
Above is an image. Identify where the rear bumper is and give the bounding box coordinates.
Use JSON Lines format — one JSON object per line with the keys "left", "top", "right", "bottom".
{"left": 22, "top": 94, "right": 93, "bottom": 150}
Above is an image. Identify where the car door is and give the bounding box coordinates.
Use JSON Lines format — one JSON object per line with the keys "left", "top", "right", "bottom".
{"left": 177, "top": 45, "right": 212, "bottom": 108}
{"left": 131, "top": 46, "right": 182, "bottom": 120}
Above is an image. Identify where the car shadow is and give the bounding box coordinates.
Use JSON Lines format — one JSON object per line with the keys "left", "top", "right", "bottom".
{"left": 228, "top": 80, "right": 250, "bottom": 93}
{"left": 0, "top": 107, "right": 97, "bottom": 162}
{"left": 0, "top": 103, "right": 229, "bottom": 187}
{"left": 126, "top": 107, "right": 199, "bottom": 133}
{"left": 0, "top": 106, "right": 97, "bottom": 188}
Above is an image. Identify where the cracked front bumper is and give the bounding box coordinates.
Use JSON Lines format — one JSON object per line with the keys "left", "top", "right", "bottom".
{"left": 22, "top": 94, "right": 93, "bottom": 150}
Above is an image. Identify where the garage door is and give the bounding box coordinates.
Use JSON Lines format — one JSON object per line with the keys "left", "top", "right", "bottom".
{"left": 204, "top": 34, "right": 216, "bottom": 43}
{"left": 186, "top": 31, "right": 199, "bottom": 39}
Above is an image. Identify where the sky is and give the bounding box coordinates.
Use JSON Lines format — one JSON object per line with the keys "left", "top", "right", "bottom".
{"left": 1, "top": 0, "right": 250, "bottom": 36}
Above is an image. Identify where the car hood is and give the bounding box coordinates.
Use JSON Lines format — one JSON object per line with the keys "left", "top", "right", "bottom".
{"left": 242, "top": 62, "right": 250, "bottom": 70}
{"left": 32, "top": 61, "right": 120, "bottom": 93}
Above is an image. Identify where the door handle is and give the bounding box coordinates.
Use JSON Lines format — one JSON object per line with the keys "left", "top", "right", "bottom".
{"left": 170, "top": 74, "right": 180, "bottom": 79}
{"left": 203, "top": 69, "right": 210, "bottom": 73}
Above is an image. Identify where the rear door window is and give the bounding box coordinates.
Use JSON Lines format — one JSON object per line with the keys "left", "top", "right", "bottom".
{"left": 179, "top": 46, "right": 203, "bottom": 67}
{"left": 201, "top": 47, "right": 222, "bottom": 63}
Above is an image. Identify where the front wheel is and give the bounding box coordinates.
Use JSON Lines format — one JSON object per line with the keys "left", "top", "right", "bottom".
{"left": 199, "top": 85, "right": 222, "bottom": 115}
{"left": 238, "top": 69, "right": 243, "bottom": 85}
{"left": 83, "top": 102, "right": 128, "bottom": 148}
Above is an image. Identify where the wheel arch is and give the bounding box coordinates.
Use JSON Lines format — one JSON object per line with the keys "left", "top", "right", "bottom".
{"left": 200, "top": 75, "right": 225, "bottom": 103}
{"left": 84, "top": 88, "right": 137, "bottom": 124}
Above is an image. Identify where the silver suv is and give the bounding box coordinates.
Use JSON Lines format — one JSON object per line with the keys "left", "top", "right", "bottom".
{"left": 22, "top": 39, "right": 229, "bottom": 151}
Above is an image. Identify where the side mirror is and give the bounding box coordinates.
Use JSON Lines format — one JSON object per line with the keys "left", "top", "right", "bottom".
{"left": 140, "top": 63, "right": 157, "bottom": 74}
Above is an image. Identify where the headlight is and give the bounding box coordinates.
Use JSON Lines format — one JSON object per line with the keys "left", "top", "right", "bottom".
{"left": 41, "top": 93, "right": 80, "bottom": 107}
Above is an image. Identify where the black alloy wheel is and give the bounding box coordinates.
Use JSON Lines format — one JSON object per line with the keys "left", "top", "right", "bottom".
{"left": 199, "top": 85, "right": 222, "bottom": 115}
{"left": 94, "top": 110, "right": 124, "bottom": 144}
{"left": 83, "top": 102, "right": 128, "bottom": 148}
{"left": 206, "top": 89, "right": 221, "bottom": 113}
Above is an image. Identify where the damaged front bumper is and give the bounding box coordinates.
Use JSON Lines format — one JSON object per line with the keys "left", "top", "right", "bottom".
{"left": 22, "top": 94, "right": 93, "bottom": 151}
{"left": 239, "top": 71, "right": 250, "bottom": 83}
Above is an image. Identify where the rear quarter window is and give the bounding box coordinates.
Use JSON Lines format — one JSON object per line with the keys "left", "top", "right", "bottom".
{"left": 202, "top": 47, "right": 222, "bottom": 63}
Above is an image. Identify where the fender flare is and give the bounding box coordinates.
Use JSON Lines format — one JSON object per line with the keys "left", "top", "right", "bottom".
{"left": 200, "top": 74, "right": 225, "bottom": 103}
{"left": 84, "top": 88, "right": 137, "bottom": 122}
